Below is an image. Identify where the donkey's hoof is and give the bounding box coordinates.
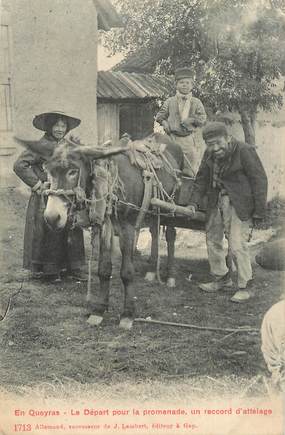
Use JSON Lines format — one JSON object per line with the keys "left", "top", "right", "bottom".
{"left": 87, "top": 314, "right": 104, "bottom": 326}
{"left": 167, "top": 277, "right": 176, "bottom": 288}
{"left": 119, "top": 317, "right": 133, "bottom": 330}
{"left": 145, "top": 271, "right": 156, "bottom": 282}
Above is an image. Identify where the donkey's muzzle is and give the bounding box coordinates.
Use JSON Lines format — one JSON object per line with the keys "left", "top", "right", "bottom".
{"left": 44, "top": 211, "right": 61, "bottom": 228}
{"left": 44, "top": 195, "right": 68, "bottom": 230}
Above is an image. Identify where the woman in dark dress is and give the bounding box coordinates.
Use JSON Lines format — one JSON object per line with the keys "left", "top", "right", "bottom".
{"left": 14, "top": 111, "right": 85, "bottom": 280}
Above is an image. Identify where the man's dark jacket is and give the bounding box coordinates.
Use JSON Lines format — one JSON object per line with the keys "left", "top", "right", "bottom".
{"left": 190, "top": 139, "right": 268, "bottom": 221}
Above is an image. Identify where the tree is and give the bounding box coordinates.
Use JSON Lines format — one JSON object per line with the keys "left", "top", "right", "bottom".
{"left": 103, "top": 0, "right": 285, "bottom": 144}
{"left": 197, "top": 2, "right": 285, "bottom": 143}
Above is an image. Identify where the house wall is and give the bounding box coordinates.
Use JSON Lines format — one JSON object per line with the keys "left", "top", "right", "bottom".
{"left": 97, "top": 100, "right": 157, "bottom": 146}
{"left": 120, "top": 101, "right": 156, "bottom": 140}
{"left": 0, "top": 3, "right": 16, "bottom": 186}
{"left": 0, "top": 11, "right": 13, "bottom": 133}
{"left": 97, "top": 102, "right": 120, "bottom": 145}
{"left": 10, "top": 0, "right": 98, "bottom": 143}
{"left": 0, "top": 0, "right": 98, "bottom": 186}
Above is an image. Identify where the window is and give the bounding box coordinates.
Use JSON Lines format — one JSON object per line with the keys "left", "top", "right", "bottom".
{"left": 0, "top": 24, "right": 13, "bottom": 131}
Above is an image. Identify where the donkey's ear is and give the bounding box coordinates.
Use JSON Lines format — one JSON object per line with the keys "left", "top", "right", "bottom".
{"left": 75, "top": 144, "right": 129, "bottom": 159}
{"left": 14, "top": 137, "right": 39, "bottom": 148}
{"left": 13, "top": 137, "right": 54, "bottom": 157}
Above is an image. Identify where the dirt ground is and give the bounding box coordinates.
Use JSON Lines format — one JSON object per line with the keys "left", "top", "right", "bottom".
{"left": 0, "top": 187, "right": 284, "bottom": 397}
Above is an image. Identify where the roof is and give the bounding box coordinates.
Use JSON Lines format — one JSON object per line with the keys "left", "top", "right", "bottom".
{"left": 93, "top": 0, "right": 123, "bottom": 31}
{"left": 97, "top": 71, "right": 173, "bottom": 100}
{"left": 113, "top": 50, "right": 156, "bottom": 74}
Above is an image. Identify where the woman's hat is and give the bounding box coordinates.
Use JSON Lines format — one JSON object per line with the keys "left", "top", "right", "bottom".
{"left": 174, "top": 67, "right": 195, "bottom": 81}
{"left": 33, "top": 111, "right": 81, "bottom": 132}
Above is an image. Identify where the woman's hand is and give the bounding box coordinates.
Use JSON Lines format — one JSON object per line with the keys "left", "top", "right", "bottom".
{"left": 32, "top": 181, "right": 50, "bottom": 195}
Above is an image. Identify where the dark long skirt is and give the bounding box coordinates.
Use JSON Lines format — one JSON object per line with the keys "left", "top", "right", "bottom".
{"left": 23, "top": 193, "right": 85, "bottom": 275}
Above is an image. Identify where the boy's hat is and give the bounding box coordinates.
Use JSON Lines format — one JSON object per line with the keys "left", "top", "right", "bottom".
{"left": 202, "top": 122, "right": 228, "bottom": 141}
{"left": 174, "top": 67, "right": 195, "bottom": 81}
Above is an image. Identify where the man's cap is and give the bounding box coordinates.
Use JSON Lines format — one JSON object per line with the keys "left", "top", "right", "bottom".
{"left": 33, "top": 111, "right": 81, "bottom": 132}
{"left": 174, "top": 67, "right": 195, "bottom": 81}
{"left": 202, "top": 122, "right": 228, "bottom": 141}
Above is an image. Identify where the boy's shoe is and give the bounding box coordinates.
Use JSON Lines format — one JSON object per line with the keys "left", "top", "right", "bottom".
{"left": 199, "top": 274, "right": 233, "bottom": 292}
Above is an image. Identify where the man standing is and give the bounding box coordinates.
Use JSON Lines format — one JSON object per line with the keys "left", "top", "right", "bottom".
{"left": 155, "top": 67, "right": 207, "bottom": 177}
{"left": 188, "top": 122, "right": 268, "bottom": 302}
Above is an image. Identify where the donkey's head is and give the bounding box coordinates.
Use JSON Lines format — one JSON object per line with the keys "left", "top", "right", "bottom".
{"left": 43, "top": 141, "right": 90, "bottom": 230}
{"left": 42, "top": 139, "right": 128, "bottom": 231}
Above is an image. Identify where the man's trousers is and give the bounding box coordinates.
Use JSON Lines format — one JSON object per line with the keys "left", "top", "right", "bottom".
{"left": 206, "top": 193, "right": 252, "bottom": 288}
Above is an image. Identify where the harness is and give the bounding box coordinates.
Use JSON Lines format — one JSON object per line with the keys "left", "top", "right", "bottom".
{"left": 42, "top": 141, "right": 198, "bottom": 288}
{"left": 134, "top": 152, "right": 181, "bottom": 229}
{"left": 43, "top": 137, "right": 185, "bottom": 229}
{"left": 43, "top": 167, "right": 89, "bottom": 229}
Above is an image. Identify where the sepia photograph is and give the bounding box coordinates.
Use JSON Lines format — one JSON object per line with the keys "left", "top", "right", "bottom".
{"left": 0, "top": 0, "right": 284, "bottom": 434}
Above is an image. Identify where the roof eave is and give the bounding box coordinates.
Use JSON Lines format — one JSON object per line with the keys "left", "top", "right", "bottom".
{"left": 93, "top": 0, "right": 124, "bottom": 31}
{"left": 98, "top": 97, "right": 157, "bottom": 103}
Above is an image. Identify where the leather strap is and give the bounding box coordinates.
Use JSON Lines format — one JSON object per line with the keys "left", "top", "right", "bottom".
{"left": 134, "top": 170, "right": 153, "bottom": 231}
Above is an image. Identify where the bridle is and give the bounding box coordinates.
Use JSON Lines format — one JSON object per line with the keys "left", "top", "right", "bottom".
{"left": 43, "top": 167, "right": 88, "bottom": 229}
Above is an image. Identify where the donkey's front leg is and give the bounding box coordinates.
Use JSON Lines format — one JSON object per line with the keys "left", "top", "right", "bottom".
{"left": 145, "top": 220, "right": 158, "bottom": 282}
{"left": 166, "top": 225, "right": 176, "bottom": 288}
{"left": 87, "top": 227, "right": 112, "bottom": 326}
{"left": 119, "top": 222, "right": 136, "bottom": 329}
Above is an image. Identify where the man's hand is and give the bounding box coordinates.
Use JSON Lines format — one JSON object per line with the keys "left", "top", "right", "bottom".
{"left": 252, "top": 214, "right": 264, "bottom": 227}
{"left": 187, "top": 205, "right": 196, "bottom": 217}
{"left": 184, "top": 117, "right": 197, "bottom": 125}
{"left": 181, "top": 117, "right": 197, "bottom": 130}
{"left": 162, "top": 120, "right": 171, "bottom": 135}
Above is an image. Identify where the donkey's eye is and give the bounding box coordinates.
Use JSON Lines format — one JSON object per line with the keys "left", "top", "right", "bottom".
{"left": 67, "top": 169, "right": 78, "bottom": 177}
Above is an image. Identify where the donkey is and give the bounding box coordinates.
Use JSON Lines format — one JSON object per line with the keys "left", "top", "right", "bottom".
{"left": 24, "top": 134, "right": 200, "bottom": 329}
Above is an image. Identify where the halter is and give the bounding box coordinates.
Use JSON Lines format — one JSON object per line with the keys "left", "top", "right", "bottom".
{"left": 43, "top": 167, "right": 88, "bottom": 229}
{"left": 44, "top": 188, "right": 76, "bottom": 202}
